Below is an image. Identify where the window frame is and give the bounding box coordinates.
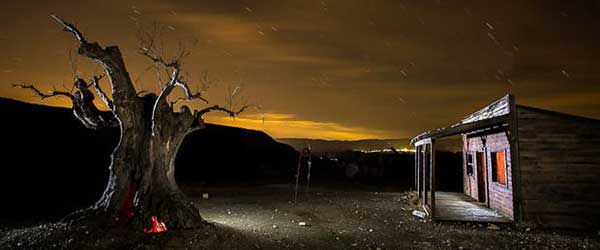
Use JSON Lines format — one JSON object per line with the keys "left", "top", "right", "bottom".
{"left": 466, "top": 152, "right": 474, "bottom": 176}
{"left": 490, "top": 150, "right": 508, "bottom": 186}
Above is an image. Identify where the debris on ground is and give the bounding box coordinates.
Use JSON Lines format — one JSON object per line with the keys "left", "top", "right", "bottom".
{"left": 412, "top": 210, "right": 427, "bottom": 219}
{"left": 1, "top": 188, "right": 599, "bottom": 250}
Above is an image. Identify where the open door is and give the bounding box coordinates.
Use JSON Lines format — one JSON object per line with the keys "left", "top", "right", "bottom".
{"left": 476, "top": 152, "right": 487, "bottom": 203}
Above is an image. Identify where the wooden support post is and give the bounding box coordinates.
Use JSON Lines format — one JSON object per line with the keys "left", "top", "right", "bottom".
{"left": 430, "top": 139, "right": 436, "bottom": 218}
{"left": 415, "top": 145, "right": 420, "bottom": 195}
{"left": 422, "top": 144, "right": 428, "bottom": 206}
{"left": 414, "top": 138, "right": 432, "bottom": 207}
{"left": 508, "top": 94, "right": 522, "bottom": 222}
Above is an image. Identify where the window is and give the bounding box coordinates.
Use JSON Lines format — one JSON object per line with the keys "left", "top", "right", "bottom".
{"left": 491, "top": 150, "right": 507, "bottom": 185}
{"left": 466, "top": 153, "right": 474, "bottom": 176}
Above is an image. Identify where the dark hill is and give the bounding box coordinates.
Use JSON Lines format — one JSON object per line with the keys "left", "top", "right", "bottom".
{"left": 277, "top": 137, "right": 462, "bottom": 153}
{"left": 0, "top": 98, "right": 298, "bottom": 225}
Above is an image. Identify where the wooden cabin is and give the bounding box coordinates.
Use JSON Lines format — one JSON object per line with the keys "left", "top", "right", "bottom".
{"left": 411, "top": 94, "right": 600, "bottom": 229}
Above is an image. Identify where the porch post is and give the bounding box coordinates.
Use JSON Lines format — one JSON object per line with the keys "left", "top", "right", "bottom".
{"left": 430, "top": 139, "right": 436, "bottom": 217}
{"left": 415, "top": 145, "right": 420, "bottom": 195}
{"left": 422, "top": 144, "right": 428, "bottom": 206}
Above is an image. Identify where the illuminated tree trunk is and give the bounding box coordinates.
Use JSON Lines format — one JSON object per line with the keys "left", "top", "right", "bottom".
{"left": 88, "top": 95, "right": 206, "bottom": 229}
{"left": 15, "top": 15, "right": 247, "bottom": 230}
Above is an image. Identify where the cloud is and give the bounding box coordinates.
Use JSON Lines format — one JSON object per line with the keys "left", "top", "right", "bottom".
{"left": 0, "top": 0, "right": 599, "bottom": 141}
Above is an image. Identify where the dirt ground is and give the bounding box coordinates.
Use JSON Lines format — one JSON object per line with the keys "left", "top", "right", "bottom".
{"left": 1, "top": 184, "right": 599, "bottom": 250}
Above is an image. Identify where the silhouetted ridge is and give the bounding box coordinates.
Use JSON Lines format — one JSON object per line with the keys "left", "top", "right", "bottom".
{"left": 0, "top": 97, "right": 297, "bottom": 224}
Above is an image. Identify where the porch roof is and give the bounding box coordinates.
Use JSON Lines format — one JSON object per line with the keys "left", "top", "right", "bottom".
{"left": 410, "top": 114, "right": 509, "bottom": 144}
{"left": 411, "top": 95, "right": 513, "bottom": 145}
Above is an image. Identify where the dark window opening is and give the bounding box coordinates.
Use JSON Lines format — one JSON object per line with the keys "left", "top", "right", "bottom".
{"left": 466, "top": 153, "right": 474, "bottom": 176}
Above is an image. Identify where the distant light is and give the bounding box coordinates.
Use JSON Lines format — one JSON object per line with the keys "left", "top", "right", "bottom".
{"left": 356, "top": 148, "right": 415, "bottom": 153}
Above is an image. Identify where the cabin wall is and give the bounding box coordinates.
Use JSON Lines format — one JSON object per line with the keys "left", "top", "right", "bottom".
{"left": 463, "top": 135, "right": 478, "bottom": 200}
{"left": 464, "top": 131, "right": 514, "bottom": 220}
{"left": 517, "top": 107, "right": 600, "bottom": 229}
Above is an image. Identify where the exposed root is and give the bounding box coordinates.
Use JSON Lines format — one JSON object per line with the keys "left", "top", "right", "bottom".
{"left": 60, "top": 207, "right": 119, "bottom": 228}
{"left": 136, "top": 191, "right": 208, "bottom": 230}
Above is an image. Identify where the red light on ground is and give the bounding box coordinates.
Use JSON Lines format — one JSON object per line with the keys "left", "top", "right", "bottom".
{"left": 144, "top": 215, "right": 168, "bottom": 233}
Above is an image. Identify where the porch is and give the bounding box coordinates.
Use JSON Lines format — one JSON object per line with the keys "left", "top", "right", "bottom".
{"left": 434, "top": 192, "right": 510, "bottom": 223}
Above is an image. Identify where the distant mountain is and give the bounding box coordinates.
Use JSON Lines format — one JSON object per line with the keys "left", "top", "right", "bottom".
{"left": 276, "top": 138, "right": 412, "bottom": 153}
{"left": 277, "top": 137, "right": 462, "bottom": 153}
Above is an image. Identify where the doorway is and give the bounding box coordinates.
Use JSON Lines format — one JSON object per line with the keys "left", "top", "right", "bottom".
{"left": 476, "top": 152, "right": 487, "bottom": 203}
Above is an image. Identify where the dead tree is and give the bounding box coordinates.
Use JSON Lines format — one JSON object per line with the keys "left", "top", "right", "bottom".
{"left": 13, "top": 15, "right": 248, "bottom": 230}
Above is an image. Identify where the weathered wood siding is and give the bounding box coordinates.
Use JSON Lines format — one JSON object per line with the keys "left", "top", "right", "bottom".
{"left": 517, "top": 106, "right": 600, "bottom": 229}
{"left": 463, "top": 135, "right": 477, "bottom": 200}
{"left": 464, "top": 131, "right": 514, "bottom": 220}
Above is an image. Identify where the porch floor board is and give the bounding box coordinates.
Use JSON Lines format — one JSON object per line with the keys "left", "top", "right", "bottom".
{"left": 434, "top": 192, "right": 511, "bottom": 223}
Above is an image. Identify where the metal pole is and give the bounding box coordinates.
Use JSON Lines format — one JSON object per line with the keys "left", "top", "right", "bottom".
{"left": 305, "top": 145, "right": 312, "bottom": 192}
{"left": 306, "top": 160, "right": 312, "bottom": 192}
{"left": 294, "top": 149, "right": 303, "bottom": 204}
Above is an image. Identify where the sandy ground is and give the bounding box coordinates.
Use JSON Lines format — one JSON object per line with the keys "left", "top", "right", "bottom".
{"left": 1, "top": 184, "right": 599, "bottom": 250}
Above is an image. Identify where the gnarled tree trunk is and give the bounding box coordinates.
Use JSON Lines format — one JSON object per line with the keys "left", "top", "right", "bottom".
{"left": 15, "top": 15, "right": 248, "bottom": 231}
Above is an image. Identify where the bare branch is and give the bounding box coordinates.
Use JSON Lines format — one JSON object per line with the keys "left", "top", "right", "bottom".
{"left": 140, "top": 47, "right": 180, "bottom": 69}
{"left": 169, "top": 97, "right": 187, "bottom": 108}
{"left": 13, "top": 79, "right": 118, "bottom": 130}
{"left": 50, "top": 14, "right": 138, "bottom": 109}
{"left": 73, "top": 78, "right": 119, "bottom": 129}
{"left": 154, "top": 67, "right": 208, "bottom": 117}
{"left": 196, "top": 104, "right": 250, "bottom": 118}
{"left": 68, "top": 48, "right": 79, "bottom": 80}
{"left": 174, "top": 80, "right": 209, "bottom": 104}
{"left": 137, "top": 23, "right": 181, "bottom": 70}
{"left": 51, "top": 14, "right": 86, "bottom": 44}
{"left": 90, "top": 74, "right": 114, "bottom": 110}
{"left": 12, "top": 84, "right": 74, "bottom": 100}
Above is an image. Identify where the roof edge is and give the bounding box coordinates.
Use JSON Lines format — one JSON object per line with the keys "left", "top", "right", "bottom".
{"left": 516, "top": 105, "right": 600, "bottom": 123}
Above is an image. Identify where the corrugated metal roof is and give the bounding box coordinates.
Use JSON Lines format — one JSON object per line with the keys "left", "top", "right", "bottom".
{"left": 461, "top": 94, "right": 510, "bottom": 124}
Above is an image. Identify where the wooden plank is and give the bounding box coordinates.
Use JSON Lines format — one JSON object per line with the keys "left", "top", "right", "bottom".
{"left": 434, "top": 192, "right": 511, "bottom": 223}
{"left": 462, "top": 95, "right": 510, "bottom": 124}
{"left": 414, "top": 138, "right": 431, "bottom": 146}
{"left": 431, "top": 139, "right": 436, "bottom": 217}
{"left": 508, "top": 94, "right": 521, "bottom": 223}
{"left": 415, "top": 145, "right": 420, "bottom": 193}
{"left": 423, "top": 143, "right": 429, "bottom": 206}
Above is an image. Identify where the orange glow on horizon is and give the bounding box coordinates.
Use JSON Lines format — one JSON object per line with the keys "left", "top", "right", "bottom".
{"left": 10, "top": 96, "right": 395, "bottom": 140}
{"left": 204, "top": 112, "right": 396, "bottom": 140}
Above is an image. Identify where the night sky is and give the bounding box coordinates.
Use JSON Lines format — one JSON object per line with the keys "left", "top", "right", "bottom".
{"left": 1, "top": 0, "right": 599, "bottom": 140}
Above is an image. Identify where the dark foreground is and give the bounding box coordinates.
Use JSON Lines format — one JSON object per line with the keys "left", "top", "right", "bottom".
{"left": 1, "top": 184, "right": 598, "bottom": 250}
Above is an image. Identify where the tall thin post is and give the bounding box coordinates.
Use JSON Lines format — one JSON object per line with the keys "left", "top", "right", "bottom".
{"left": 293, "top": 150, "right": 304, "bottom": 204}
{"left": 415, "top": 145, "right": 420, "bottom": 194}
{"left": 423, "top": 144, "right": 428, "bottom": 206}
{"left": 430, "top": 139, "right": 436, "bottom": 217}
{"left": 306, "top": 159, "right": 312, "bottom": 192}
{"left": 305, "top": 145, "right": 312, "bottom": 192}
